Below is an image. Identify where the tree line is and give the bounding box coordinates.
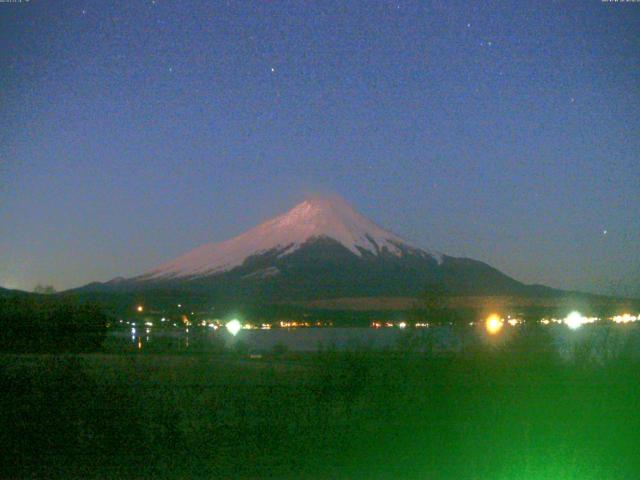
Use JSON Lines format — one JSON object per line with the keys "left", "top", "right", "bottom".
{"left": 0, "top": 296, "right": 108, "bottom": 353}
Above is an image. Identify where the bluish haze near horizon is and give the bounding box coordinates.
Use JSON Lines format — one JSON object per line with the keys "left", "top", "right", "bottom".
{"left": 1, "top": 1, "right": 638, "bottom": 297}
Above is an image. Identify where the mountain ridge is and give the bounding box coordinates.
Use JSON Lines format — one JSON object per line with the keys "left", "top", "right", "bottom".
{"left": 139, "top": 196, "right": 441, "bottom": 281}
{"left": 70, "top": 196, "right": 588, "bottom": 305}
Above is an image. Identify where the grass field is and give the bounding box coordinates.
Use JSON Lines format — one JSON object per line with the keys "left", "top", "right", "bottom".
{"left": 2, "top": 325, "right": 640, "bottom": 479}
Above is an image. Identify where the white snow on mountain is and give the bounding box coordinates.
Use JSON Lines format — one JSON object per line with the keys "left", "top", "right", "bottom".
{"left": 141, "top": 196, "right": 441, "bottom": 279}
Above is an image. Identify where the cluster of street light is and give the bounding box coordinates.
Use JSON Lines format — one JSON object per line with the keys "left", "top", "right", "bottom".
{"left": 612, "top": 313, "right": 639, "bottom": 324}
{"left": 482, "top": 311, "right": 639, "bottom": 335}
{"left": 126, "top": 304, "right": 639, "bottom": 339}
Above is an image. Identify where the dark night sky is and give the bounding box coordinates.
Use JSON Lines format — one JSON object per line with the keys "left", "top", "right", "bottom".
{"left": 1, "top": 1, "right": 638, "bottom": 296}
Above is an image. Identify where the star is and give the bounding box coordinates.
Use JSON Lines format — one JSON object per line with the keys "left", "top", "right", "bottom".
{"left": 82, "top": 9, "right": 87, "bottom": 15}
{"left": 270, "top": 67, "right": 275, "bottom": 73}
{"left": 168, "top": 66, "right": 173, "bottom": 73}
{"left": 603, "top": 230, "right": 608, "bottom": 235}
{"left": 467, "top": 23, "right": 471, "bottom": 28}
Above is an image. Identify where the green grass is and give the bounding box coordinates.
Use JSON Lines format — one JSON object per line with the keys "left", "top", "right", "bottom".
{"left": 2, "top": 329, "right": 640, "bottom": 479}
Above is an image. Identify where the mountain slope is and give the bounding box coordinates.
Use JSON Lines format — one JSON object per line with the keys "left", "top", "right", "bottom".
{"left": 74, "top": 196, "right": 564, "bottom": 303}
{"left": 140, "top": 196, "right": 440, "bottom": 280}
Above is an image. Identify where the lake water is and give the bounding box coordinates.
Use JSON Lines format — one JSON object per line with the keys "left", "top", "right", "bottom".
{"left": 106, "top": 323, "right": 640, "bottom": 358}
{"left": 108, "top": 327, "right": 444, "bottom": 352}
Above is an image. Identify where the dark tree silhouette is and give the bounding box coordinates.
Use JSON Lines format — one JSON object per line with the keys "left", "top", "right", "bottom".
{"left": 413, "top": 282, "right": 449, "bottom": 325}
{"left": 0, "top": 296, "right": 108, "bottom": 352}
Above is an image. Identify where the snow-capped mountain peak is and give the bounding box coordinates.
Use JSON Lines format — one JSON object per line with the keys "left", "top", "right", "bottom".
{"left": 142, "top": 196, "right": 439, "bottom": 279}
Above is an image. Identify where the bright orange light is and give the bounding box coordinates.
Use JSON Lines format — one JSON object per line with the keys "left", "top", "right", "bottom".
{"left": 136, "top": 305, "right": 143, "bottom": 313}
{"left": 485, "top": 314, "right": 504, "bottom": 335}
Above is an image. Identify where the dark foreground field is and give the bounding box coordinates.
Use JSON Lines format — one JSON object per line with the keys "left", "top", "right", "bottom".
{"left": 2, "top": 326, "right": 640, "bottom": 479}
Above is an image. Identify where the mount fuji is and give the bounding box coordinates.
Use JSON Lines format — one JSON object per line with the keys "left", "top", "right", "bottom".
{"left": 76, "top": 196, "right": 558, "bottom": 303}
{"left": 141, "top": 196, "right": 440, "bottom": 280}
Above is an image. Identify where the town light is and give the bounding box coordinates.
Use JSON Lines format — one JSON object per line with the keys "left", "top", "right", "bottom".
{"left": 612, "top": 313, "right": 638, "bottom": 324}
{"left": 226, "top": 319, "right": 242, "bottom": 336}
{"left": 485, "top": 314, "right": 504, "bottom": 335}
{"left": 136, "top": 305, "right": 143, "bottom": 313}
{"left": 565, "top": 311, "right": 584, "bottom": 330}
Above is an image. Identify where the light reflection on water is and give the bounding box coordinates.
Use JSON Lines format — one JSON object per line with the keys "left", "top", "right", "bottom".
{"left": 108, "top": 324, "right": 640, "bottom": 357}
{"left": 113, "top": 327, "right": 444, "bottom": 353}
